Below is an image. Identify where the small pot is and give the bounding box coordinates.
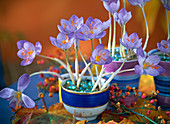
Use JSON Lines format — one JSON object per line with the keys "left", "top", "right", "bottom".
{"left": 104, "top": 48, "right": 139, "bottom": 105}
{"left": 148, "top": 49, "right": 170, "bottom": 109}
{"left": 60, "top": 73, "right": 110, "bottom": 121}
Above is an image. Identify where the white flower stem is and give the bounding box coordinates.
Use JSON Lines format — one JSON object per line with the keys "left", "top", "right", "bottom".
{"left": 141, "top": 7, "right": 149, "bottom": 51}
{"left": 100, "top": 58, "right": 127, "bottom": 91}
{"left": 166, "top": 9, "right": 170, "bottom": 40}
{"left": 120, "top": 26, "right": 126, "bottom": 57}
{"left": 123, "top": 0, "right": 126, "bottom": 8}
{"left": 92, "top": 66, "right": 105, "bottom": 91}
{"left": 99, "top": 38, "right": 102, "bottom": 44}
{"left": 76, "top": 62, "right": 92, "bottom": 88}
{"left": 37, "top": 54, "right": 67, "bottom": 71}
{"left": 112, "top": 19, "right": 116, "bottom": 57}
{"left": 30, "top": 71, "right": 64, "bottom": 80}
{"left": 78, "top": 47, "right": 95, "bottom": 85}
{"left": 64, "top": 50, "right": 75, "bottom": 85}
{"left": 102, "top": 68, "right": 134, "bottom": 77}
{"left": 95, "top": 64, "right": 101, "bottom": 89}
{"left": 74, "top": 46, "right": 79, "bottom": 81}
{"left": 108, "top": 12, "right": 112, "bottom": 51}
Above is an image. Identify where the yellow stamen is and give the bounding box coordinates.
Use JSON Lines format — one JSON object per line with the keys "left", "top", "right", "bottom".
{"left": 95, "top": 55, "right": 101, "bottom": 63}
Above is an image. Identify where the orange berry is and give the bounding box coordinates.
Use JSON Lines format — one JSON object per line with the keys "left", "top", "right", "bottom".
{"left": 37, "top": 60, "right": 41, "bottom": 64}
{"left": 39, "top": 93, "right": 44, "bottom": 98}
{"left": 59, "top": 65, "right": 64, "bottom": 69}
{"left": 49, "top": 93, "right": 53, "bottom": 97}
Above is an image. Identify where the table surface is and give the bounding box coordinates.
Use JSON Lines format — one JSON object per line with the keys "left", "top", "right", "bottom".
{"left": 0, "top": 74, "right": 156, "bottom": 124}
{"left": 0, "top": 74, "right": 60, "bottom": 124}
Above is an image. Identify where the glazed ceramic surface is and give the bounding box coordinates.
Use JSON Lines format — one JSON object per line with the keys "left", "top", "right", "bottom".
{"left": 60, "top": 74, "right": 110, "bottom": 121}
{"left": 148, "top": 49, "right": 170, "bottom": 109}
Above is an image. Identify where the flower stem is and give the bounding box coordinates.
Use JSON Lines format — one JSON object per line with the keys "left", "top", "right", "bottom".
{"left": 91, "top": 39, "right": 94, "bottom": 51}
{"left": 30, "top": 71, "right": 64, "bottom": 80}
{"left": 100, "top": 58, "right": 126, "bottom": 91}
{"left": 92, "top": 66, "right": 105, "bottom": 91}
{"left": 166, "top": 9, "right": 170, "bottom": 40}
{"left": 38, "top": 88, "right": 47, "bottom": 111}
{"left": 99, "top": 38, "right": 102, "bottom": 44}
{"left": 112, "top": 19, "right": 116, "bottom": 57}
{"left": 76, "top": 62, "right": 92, "bottom": 88}
{"left": 78, "top": 47, "right": 95, "bottom": 85}
{"left": 64, "top": 50, "right": 75, "bottom": 85}
{"left": 123, "top": 0, "right": 126, "bottom": 8}
{"left": 74, "top": 46, "right": 79, "bottom": 81}
{"left": 141, "top": 7, "right": 149, "bottom": 51}
{"left": 120, "top": 26, "right": 126, "bottom": 57}
{"left": 37, "top": 55, "right": 67, "bottom": 71}
{"left": 94, "top": 64, "right": 101, "bottom": 89}
{"left": 102, "top": 68, "right": 134, "bottom": 77}
{"left": 108, "top": 12, "right": 112, "bottom": 51}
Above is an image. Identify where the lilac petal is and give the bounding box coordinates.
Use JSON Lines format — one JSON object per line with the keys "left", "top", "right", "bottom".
{"left": 138, "top": 55, "right": 145, "bottom": 67}
{"left": 24, "top": 42, "right": 35, "bottom": 51}
{"left": 17, "top": 74, "right": 30, "bottom": 92}
{"left": 75, "top": 33, "right": 89, "bottom": 41}
{"left": 61, "top": 37, "right": 74, "bottom": 49}
{"left": 60, "top": 19, "right": 71, "bottom": 28}
{"left": 87, "top": 33, "right": 95, "bottom": 39}
{"left": 145, "top": 67, "right": 159, "bottom": 76}
{"left": 95, "top": 31, "right": 106, "bottom": 39}
{"left": 20, "top": 59, "right": 34, "bottom": 66}
{"left": 65, "top": 25, "right": 76, "bottom": 33}
{"left": 94, "top": 18, "right": 102, "bottom": 25}
{"left": 9, "top": 99, "right": 17, "bottom": 109}
{"left": 109, "top": 0, "right": 120, "bottom": 13}
{"left": 90, "top": 56, "right": 95, "bottom": 64}
{"left": 81, "top": 24, "right": 90, "bottom": 34}
{"left": 123, "top": 12, "right": 132, "bottom": 24}
{"left": 57, "top": 33, "right": 66, "bottom": 41}
{"left": 22, "top": 94, "right": 35, "bottom": 108}
{"left": 145, "top": 55, "right": 160, "bottom": 65}
{"left": 135, "top": 65, "right": 143, "bottom": 76}
{"left": 103, "top": 2, "right": 111, "bottom": 12}
{"left": 136, "top": 47, "right": 145, "bottom": 58}
{"left": 105, "top": 56, "right": 112, "bottom": 64}
{"left": 35, "top": 42, "right": 42, "bottom": 55}
{"left": 0, "top": 88, "right": 16, "bottom": 101}
{"left": 17, "top": 49, "right": 27, "bottom": 59}
{"left": 69, "top": 14, "right": 79, "bottom": 22}
{"left": 93, "top": 23, "right": 102, "bottom": 35}
{"left": 92, "top": 44, "right": 104, "bottom": 56}
{"left": 102, "top": 18, "right": 111, "bottom": 30}
{"left": 50, "top": 37, "right": 58, "bottom": 47}
{"left": 76, "top": 17, "right": 84, "bottom": 29}
{"left": 120, "top": 39, "right": 127, "bottom": 47}
{"left": 85, "top": 17, "right": 94, "bottom": 26}
{"left": 17, "top": 40, "right": 28, "bottom": 50}
{"left": 57, "top": 25, "right": 67, "bottom": 34}
{"left": 163, "top": 4, "right": 170, "bottom": 11}
{"left": 156, "top": 65, "right": 166, "bottom": 74}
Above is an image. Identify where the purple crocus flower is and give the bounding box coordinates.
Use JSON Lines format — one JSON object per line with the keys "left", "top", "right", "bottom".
{"left": 77, "top": 17, "right": 111, "bottom": 41}
{"left": 135, "top": 55, "right": 166, "bottom": 76}
{"left": 120, "top": 32, "right": 142, "bottom": 49}
{"left": 161, "top": 0, "right": 170, "bottom": 10}
{"left": 57, "top": 14, "right": 84, "bottom": 38}
{"left": 157, "top": 39, "right": 170, "bottom": 54}
{"left": 50, "top": 33, "right": 74, "bottom": 49}
{"left": 17, "top": 40, "right": 42, "bottom": 66}
{"left": 128, "top": 0, "right": 150, "bottom": 7}
{"left": 113, "top": 8, "right": 132, "bottom": 27}
{"left": 90, "top": 44, "right": 112, "bottom": 65}
{"left": 102, "top": 0, "right": 120, "bottom": 14}
{"left": 0, "top": 74, "right": 35, "bottom": 109}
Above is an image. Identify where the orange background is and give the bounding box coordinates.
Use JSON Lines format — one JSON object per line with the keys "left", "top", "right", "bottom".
{"left": 0, "top": 0, "right": 169, "bottom": 86}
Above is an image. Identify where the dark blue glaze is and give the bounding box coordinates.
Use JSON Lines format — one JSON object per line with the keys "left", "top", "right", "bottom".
{"left": 61, "top": 87, "right": 110, "bottom": 108}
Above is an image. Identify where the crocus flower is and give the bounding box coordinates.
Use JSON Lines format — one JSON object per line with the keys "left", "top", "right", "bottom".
{"left": 157, "top": 39, "right": 170, "bottom": 54}
{"left": 120, "top": 32, "right": 142, "bottom": 49}
{"left": 0, "top": 74, "right": 35, "bottom": 109}
{"left": 161, "top": 0, "right": 170, "bottom": 11}
{"left": 128, "top": 0, "right": 150, "bottom": 8}
{"left": 17, "top": 40, "right": 42, "bottom": 66}
{"left": 135, "top": 55, "right": 166, "bottom": 76}
{"left": 102, "top": 0, "right": 120, "bottom": 14}
{"left": 77, "top": 17, "right": 111, "bottom": 41}
{"left": 113, "top": 8, "right": 132, "bottom": 27}
{"left": 57, "top": 14, "right": 84, "bottom": 38}
{"left": 90, "top": 44, "right": 112, "bottom": 65}
{"left": 50, "top": 33, "right": 74, "bottom": 49}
